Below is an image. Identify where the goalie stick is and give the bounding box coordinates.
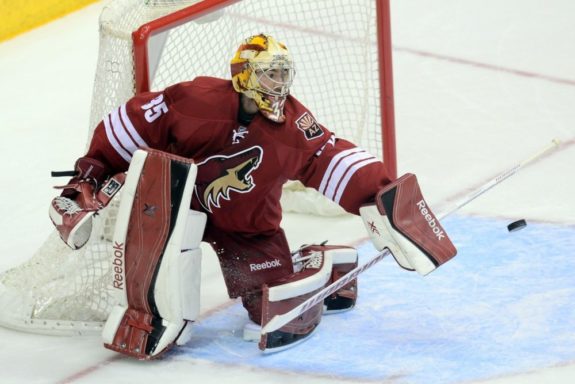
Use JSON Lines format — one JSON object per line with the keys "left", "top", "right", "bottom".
{"left": 261, "top": 139, "right": 561, "bottom": 335}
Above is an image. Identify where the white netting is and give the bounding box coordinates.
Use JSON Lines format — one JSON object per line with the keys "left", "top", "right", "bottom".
{"left": 88, "top": 0, "right": 200, "bottom": 132}
{"left": 0, "top": 0, "right": 389, "bottom": 334}
{"left": 0, "top": 202, "right": 120, "bottom": 334}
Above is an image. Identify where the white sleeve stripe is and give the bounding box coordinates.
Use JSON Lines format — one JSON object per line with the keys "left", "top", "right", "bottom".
{"left": 318, "top": 147, "right": 365, "bottom": 193}
{"left": 333, "top": 157, "right": 379, "bottom": 204}
{"left": 323, "top": 152, "right": 377, "bottom": 200}
{"left": 120, "top": 103, "right": 147, "bottom": 148}
{"left": 103, "top": 114, "right": 132, "bottom": 162}
{"left": 110, "top": 108, "right": 141, "bottom": 156}
{"left": 321, "top": 151, "right": 376, "bottom": 199}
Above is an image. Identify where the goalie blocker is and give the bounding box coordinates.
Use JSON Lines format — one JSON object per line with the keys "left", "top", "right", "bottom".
{"left": 102, "top": 149, "right": 206, "bottom": 360}
{"left": 360, "top": 173, "right": 457, "bottom": 275}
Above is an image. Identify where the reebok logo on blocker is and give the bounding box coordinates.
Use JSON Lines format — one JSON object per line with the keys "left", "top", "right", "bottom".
{"left": 416, "top": 200, "right": 445, "bottom": 240}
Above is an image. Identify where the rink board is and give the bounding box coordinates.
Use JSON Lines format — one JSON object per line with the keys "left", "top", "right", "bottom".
{"left": 173, "top": 215, "right": 575, "bottom": 384}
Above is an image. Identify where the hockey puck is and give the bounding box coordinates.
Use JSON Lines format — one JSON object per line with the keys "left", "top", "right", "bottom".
{"left": 507, "top": 219, "right": 527, "bottom": 232}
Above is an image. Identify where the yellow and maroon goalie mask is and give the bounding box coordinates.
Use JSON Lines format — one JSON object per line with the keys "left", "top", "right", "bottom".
{"left": 231, "top": 34, "right": 295, "bottom": 123}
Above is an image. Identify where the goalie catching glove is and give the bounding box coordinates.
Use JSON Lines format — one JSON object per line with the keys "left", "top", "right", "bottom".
{"left": 360, "top": 173, "right": 457, "bottom": 275}
{"left": 49, "top": 157, "right": 124, "bottom": 249}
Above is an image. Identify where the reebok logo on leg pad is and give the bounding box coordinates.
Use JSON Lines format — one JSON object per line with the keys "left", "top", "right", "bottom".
{"left": 250, "top": 259, "right": 282, "bottom": 272}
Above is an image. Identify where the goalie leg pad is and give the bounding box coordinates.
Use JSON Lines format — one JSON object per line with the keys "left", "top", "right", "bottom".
{"left": 258, "top": 248, "right": 333, "bottom": 352}
{"left": 101, "top": 149, "right": 205, "bottom": 360}
{"left": 360, "top": 173, "right": 457, "bottom": 275}
{"left": 292, "top": 244, "right": 358, "bottom": 313}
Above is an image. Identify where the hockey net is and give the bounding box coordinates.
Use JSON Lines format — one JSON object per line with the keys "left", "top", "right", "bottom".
{"left": 0, "top": 0, "right": 395, "bottom": 334}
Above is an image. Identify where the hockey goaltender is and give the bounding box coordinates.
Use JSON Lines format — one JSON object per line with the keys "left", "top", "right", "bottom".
{"left": 49, "top": 34, "right": 456, "bottom": 359}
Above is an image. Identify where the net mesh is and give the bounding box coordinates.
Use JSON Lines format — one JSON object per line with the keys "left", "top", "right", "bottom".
{"left": 0, "top": 0, "right": 387, "bottom": 334}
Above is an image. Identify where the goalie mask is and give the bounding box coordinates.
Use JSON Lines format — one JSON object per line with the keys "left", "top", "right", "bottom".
{"left": 231, "top": 34, "right": 295, "bottom": 123}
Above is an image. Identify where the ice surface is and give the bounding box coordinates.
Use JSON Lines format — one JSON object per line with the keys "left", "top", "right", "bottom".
{"left": 170, "top": 217, "right": 575, "bottom": 384}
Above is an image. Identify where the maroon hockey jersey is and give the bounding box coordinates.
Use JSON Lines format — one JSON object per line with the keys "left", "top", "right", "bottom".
{"left": 86, "top": 77, "right": 391, "bottom": 235}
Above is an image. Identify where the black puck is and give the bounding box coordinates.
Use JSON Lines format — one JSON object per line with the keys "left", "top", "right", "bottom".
{"left": 507, "top": 219, "right": 527, "bottom": 232}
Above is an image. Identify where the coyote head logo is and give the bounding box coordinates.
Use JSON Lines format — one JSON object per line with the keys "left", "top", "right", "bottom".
{"left": 195, "top": 146, "right": 263, "bottom": 212}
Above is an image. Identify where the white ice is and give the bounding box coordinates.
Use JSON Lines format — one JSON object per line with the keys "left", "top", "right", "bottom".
{"left": 0, "top": 1, "right": 574, "bottom": 383}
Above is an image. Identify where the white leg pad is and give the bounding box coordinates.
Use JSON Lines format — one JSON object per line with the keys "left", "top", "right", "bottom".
{"left": 154, "top": 210, "right": 205, "bottom": 324}
{"left": 101, "top": 149, "right": 206, "bottom": 359}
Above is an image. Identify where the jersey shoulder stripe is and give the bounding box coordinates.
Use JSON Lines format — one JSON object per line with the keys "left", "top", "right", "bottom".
{"left": 103, "top": 103, "right": 149, "bottom": 162}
